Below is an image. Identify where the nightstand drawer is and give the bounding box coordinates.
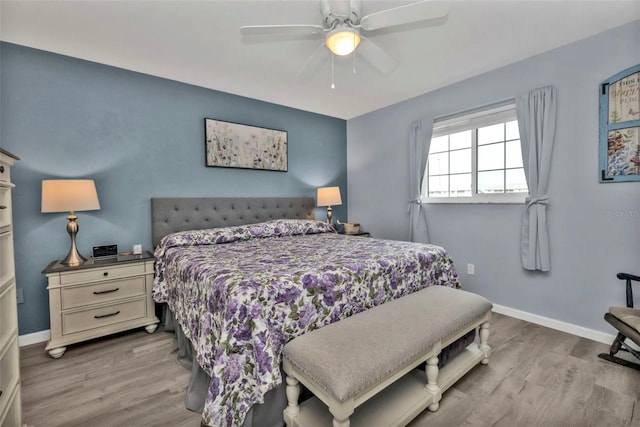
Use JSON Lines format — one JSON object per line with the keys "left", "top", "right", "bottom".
{"left": 0, "top": 284, "right": 17, "bottom": 350}
{"left": 0, "top": 232, "right": 14, "bottom": 286}
{"left": 62, "top": 298, "right": 147, "bottom": 335}
{"left": 0, "top": 188, "right": 10, "bottom": 229}
{"left": 0, "top": 336, "right": 19, "bottom": 404}
{"left": 60, "top": 263, "right": 146, "bottom": 285}
{"left": 0, "top": 161, "right": 10, "bottom": 184}
{"left": 61, "top": 276, "right": 147, "bottom": 310}
{"left": 0, "top": 385, "right": 21, "bottom": 427}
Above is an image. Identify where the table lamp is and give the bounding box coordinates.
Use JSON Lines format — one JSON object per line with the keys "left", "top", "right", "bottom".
{"left": 41, "top": 180, "right": 101, "bottom": 266}
{"left": 317, "top": 186, "right": 342, "bottom": 225}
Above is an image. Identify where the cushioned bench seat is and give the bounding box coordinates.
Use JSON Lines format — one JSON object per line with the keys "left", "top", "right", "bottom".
{"left": 282, "top": 286, "right": 493, "bottom": 427}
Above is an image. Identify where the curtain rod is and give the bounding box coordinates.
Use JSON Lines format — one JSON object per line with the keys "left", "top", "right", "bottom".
{"left": 434, "top": 97, "right": 516, "bottom": 124}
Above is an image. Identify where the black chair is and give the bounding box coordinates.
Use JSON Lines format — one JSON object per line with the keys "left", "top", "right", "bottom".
{"left": 598, "top": 273, "right": 640, "bottom": 371}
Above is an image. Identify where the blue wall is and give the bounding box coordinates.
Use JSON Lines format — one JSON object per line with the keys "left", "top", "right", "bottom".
{"left": 1, "top": 42, "right": 347, "bottom": 335}
{"left": 347, "top": 21, "right": 640, "bottom": 335}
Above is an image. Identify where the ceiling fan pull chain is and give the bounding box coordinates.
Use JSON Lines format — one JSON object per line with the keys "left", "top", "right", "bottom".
{"left": 331, "top": 54, "right": 336, "bottom": 89}
{"left": 353, "top": 32, "right": 357, "bottom": 75}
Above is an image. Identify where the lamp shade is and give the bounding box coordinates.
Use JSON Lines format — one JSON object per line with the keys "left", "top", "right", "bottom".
{"left": 325, "top": 29, "right": 361, "bottom": 56}
{"left": 317, "top": 186, "right": 342, "bottom": 207}
{"left": 41, "top": 180, "right": 101, "bottom": 213}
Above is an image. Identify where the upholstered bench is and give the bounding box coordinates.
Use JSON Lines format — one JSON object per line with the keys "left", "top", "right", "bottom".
{"left": 282, "top": 286, "right": 492, "bottom": 427}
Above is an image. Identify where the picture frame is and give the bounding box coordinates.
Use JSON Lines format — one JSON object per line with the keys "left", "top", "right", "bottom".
{"left": 204, "top": 118, "right": 288, "bottom": 171}
{"left": 599, "top": 64, "right": 640, "bottom": 182}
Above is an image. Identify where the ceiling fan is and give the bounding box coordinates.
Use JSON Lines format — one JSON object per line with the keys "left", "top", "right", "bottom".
{"left": 241, "top": 0, "right": 449, "bottom": 86}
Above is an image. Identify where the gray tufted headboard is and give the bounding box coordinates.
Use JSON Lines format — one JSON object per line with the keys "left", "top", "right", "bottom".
{"left": 151, "top": 197, "right": 316, "bottom": 247}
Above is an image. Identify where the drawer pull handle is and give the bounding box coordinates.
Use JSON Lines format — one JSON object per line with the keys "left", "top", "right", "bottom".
{"left": 0, "top": 205, "right": 6, "bottom": 210}
{"left": 93, "top": 287, "right": 119, "bottom": 295}
{"left": 0, "top": 166, "right": 4, "bottom": 173}
{"left": 103, "top": 272, "right": 109, "bottom": 277}
{"left": 94, "top": 310, "right": 120, "bottom": 319}
{"left": 0, "top": 389, "right": 3, "bottom": 398}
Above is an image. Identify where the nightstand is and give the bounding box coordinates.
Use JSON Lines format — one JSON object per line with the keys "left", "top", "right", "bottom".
{"left": 344, "top": 232, "right": 371, "bottom": 237}
{"left": 42, "top": 252, "right": 159, "bottom": 358}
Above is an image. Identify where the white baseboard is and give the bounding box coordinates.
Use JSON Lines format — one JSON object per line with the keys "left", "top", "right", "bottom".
{"left": 492, "top": 304, "right": 615, "bottom": 345}
{"left": 18, "top": 329, "right": 50, "bottom": 347}
{"left": 18, "top": 305, "right": 616, "bottom": 348}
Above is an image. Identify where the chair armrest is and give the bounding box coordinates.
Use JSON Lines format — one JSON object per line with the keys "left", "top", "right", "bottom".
{"left": 617, "top": 272, "right": 640, "bottom": 308}
{"left": 618, "top": 273, "right": 640, "bottom": 282}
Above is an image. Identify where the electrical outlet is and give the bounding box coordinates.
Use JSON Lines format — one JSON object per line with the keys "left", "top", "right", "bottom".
{"left": 467, "top": 263, "right": 475, "bottom": 275}
{"left": 16, "top": 288, "right": 24, "bottom": 304}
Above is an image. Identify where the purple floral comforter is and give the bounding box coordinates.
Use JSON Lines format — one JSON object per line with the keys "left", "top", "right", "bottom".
{"left": 153, "top": 219, "right": 459, "bottom": 427}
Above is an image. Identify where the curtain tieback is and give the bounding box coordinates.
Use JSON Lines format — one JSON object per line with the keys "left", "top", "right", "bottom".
{"left": 525, "top": 194, "right": 549, "bottom": 209}
{"left": 407, "top": 198, "right": 422, "bottom": 213}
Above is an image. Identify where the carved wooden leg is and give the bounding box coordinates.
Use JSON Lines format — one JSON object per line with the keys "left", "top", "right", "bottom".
{"left": 145, "top": 323, "right": 158, "bottom": 334}
{"left": 48, "top": 346, "right": 67, "bottom": 359}
{"left": 425, "top": 355, "right": 441, "bottom": 411}
{"left": 479, "top": 321, "right": 491, "bottom": 364}
{"left": 329, "top": 400, "right": 353, "bottom": 427}
{"left": 284, "top": 375, "right": 301, "bottom": 420}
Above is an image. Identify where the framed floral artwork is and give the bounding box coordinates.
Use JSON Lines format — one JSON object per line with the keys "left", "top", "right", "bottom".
{"left": 204, "top": 118, "right": 288, "bottom": 171}
{"left": 599, "top": 64, "right": 640, "bottom": 182}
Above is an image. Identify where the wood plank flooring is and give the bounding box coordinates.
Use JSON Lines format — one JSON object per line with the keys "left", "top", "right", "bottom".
{"left": 20, "top": 313, "right": 640, "bottom": 426}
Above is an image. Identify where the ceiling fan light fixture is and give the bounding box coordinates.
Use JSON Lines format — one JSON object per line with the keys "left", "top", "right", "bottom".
{"left": 325, "top": 28, "right": 361, "bottom": 56}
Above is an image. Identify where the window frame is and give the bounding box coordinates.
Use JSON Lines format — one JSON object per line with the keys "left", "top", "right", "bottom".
{"left": 423, "top": 102, "right": 528, "bottom": 204}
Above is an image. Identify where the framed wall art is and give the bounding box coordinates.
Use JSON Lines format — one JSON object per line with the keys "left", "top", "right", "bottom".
{"left": 204, "top": 118, "right": 288, "bottom": 172}
{"left": 599, "top": 64, "right": 640, "bottom": 182}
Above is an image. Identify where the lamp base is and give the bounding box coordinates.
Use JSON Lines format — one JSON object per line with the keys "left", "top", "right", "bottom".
{"left": 326, "top": 206, "right": 333, "bottom": 225}
{"left": 60, "top": 212, "right": 87, "bottom": 267}
{"left": 60, "top": 248, "right": 87, "bottom": 267}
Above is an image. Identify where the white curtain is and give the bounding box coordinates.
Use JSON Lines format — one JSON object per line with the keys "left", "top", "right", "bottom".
{"left": 516, "top": 86, "right": 557, "bottom": 271}
{"left": 408, "top": 120, "right": 433, "bottom": 243}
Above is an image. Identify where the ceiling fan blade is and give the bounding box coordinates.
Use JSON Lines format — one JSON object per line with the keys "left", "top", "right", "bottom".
{"left": 297, "top": 42, "right": 330, "bottom": 81}
{"left": 357, "top": 37, "right": 397, "bottom": 74}
{"left": 359, "top": 1, "right": 449, "bottom": 31}
{"left": 240, "top": 24, "right": 325, "bottom": 37}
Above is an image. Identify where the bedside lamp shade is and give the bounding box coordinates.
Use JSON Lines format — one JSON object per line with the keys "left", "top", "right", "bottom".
{"left": 317, "top": 186, "right": 342, "bottom": 224}
{"left": 42, "top": 180, "right": 100, "bottom": 266}
{"left": 42, "top": 180, "right": 100, "bottom": 213}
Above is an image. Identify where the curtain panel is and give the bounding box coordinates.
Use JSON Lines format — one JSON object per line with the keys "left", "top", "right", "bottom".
{"left": 408, "top": 120, "right": 433, "bottom": 243}
{"left": 516, "top": 86, "right": 557, "bottom": 271}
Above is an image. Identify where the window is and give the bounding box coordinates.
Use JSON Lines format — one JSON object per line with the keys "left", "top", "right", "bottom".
{"left": 423, "top": 103, "right": 528, "bottom": 203}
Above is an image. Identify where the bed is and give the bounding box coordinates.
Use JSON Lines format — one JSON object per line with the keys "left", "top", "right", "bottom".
{"left": 151, "top": 197, "right": 461, "bottom": 427}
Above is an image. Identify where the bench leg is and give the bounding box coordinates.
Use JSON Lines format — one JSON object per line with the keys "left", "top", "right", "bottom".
{"left": 425, "top": 355, "right": 441, "bottom": 411}
{"left": 479, "top": 321, "right": 491, "bottom": 364}
{"left": 329, "top": 400, "right": 354, "bottom": 427}
{"left": 285, "top": 375, "right": 301, "bottom": 419}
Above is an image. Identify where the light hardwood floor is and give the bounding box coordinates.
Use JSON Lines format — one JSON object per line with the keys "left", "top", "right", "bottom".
{"left": 20, "top": 313, "right": 640, "bottom": 427}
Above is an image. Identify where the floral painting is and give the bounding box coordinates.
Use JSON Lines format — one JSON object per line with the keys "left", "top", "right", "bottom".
{"left": 204, "top": 119, "right": 287, "bottom": 171}
{"left": 608, "top": 127, "right": 639, "bottom": 176}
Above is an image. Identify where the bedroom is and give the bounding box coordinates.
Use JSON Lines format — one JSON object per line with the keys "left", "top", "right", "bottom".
{"left": 1, "top": 0, "right": 640, "bottom": 426}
